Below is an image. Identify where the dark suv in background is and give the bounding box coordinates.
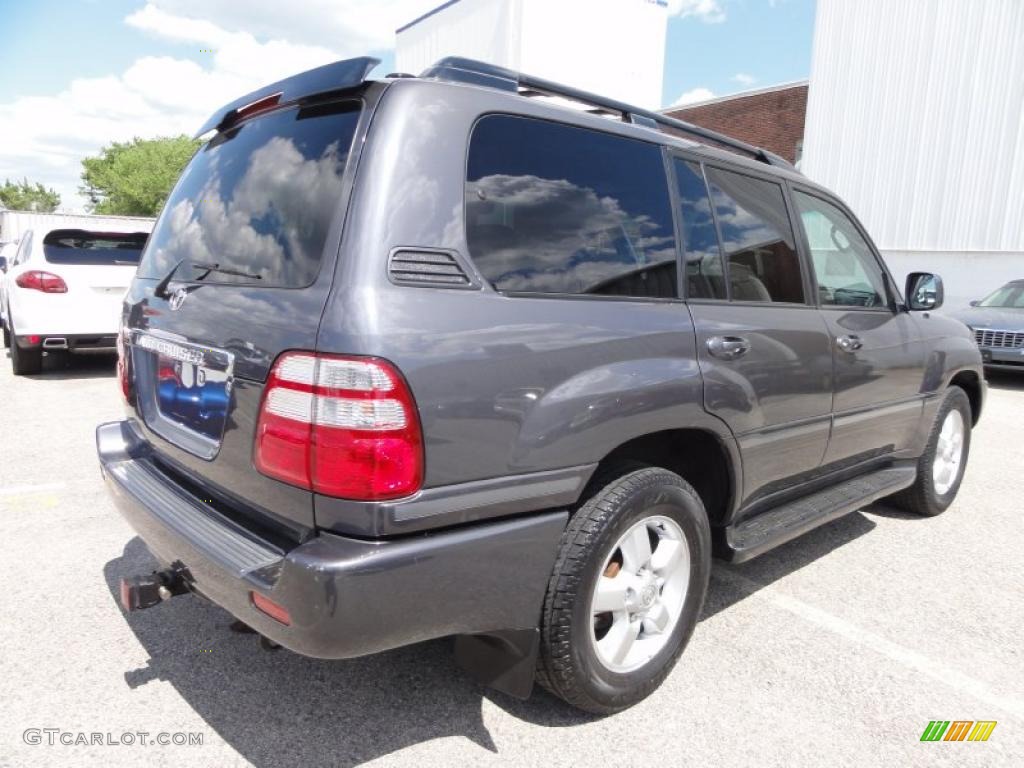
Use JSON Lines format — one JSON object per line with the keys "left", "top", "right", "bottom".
{"left": 98, "top": 57, "right": 984, "bottom": 714}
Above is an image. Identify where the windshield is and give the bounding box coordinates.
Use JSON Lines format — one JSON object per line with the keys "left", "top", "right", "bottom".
{"left": 979, "top": 283, "right": 1024, "bottom": 308}
{"left": 43, "top": 230, "right": 148, "bottom": 266}
{"left": 137, "top": 99, "right": 362, "bottom": 288}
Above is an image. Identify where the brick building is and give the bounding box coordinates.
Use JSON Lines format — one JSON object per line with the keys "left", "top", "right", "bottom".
{"left": 661, "top": 81, "right": 809, "bottom": 165}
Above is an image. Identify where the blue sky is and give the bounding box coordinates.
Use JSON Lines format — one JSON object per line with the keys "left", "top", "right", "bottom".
{"left": 663, "top": 0, "right": 816, "bottom": 104}
{"left": 0, "top": 0, "right": 816, "bottom": 210}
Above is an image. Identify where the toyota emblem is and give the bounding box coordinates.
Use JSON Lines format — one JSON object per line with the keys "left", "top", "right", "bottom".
{"left": 168, "top": 287, "right": 189, "bottom": 311}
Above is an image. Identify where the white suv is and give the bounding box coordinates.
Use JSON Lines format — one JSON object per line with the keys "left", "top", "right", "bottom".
{"left": 2, "top": 228, "right": 148, "bottom": 375}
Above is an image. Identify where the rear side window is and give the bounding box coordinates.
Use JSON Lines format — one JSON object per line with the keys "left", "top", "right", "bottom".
{"left": 705, "top": 167, "right": 805, "bottom": 304}
{"left": 673, "top": 159, "right": 725, "bottom": 300}
{"left": 43, "top": 229, "right": 147, "bottom": 266}
{"left": 138, "top": 100, "right": 362, "bottom": 287}
{"left": 466, "top": 115, "right": 677, "bottom": 298}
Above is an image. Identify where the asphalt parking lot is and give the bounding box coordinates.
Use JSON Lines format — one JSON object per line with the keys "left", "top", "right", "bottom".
{"left": 1, "top": 350, "right": 1021, "bottom": 768}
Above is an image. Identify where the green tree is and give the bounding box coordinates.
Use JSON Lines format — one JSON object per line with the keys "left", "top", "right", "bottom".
{"left": 0, "top": 177, "right": 61, "bottom": 212}
{"left": 80, "top": 135, "right": 201, "bottom": 216}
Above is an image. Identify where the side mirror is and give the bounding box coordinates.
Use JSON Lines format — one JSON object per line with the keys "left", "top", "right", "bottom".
{"left": 969, "top": 299, "right": 980, "bottom": 307}
{"left": 906, "top": 272, "right": 944, "bottom": 311}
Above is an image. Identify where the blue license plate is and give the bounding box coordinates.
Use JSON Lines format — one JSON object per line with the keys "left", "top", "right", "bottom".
{"left": 155, "top": 356, "right": 231, "bottom": 441}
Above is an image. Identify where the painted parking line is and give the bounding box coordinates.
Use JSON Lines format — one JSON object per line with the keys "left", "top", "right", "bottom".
{"left": 714, "top": 565, "right": 1024, "bottom": 720}
{"left": 0, "top": 483, "right": 66, "bottom": 497}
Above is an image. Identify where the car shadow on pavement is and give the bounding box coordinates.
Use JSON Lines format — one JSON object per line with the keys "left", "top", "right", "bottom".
{"left": 985, "top": 370, "right": 1024, "bottom": 392}
{"left": 2, "top": 349, "right": 117, "bottom": 380}
{"left": 702, "top": 509, "right": 877, "bottom": 620}
{"left": 103, "top": 513, "right": 882, "bottom": 761}
{"left": 103, "top": 537, "right": 598, "bottom": 767}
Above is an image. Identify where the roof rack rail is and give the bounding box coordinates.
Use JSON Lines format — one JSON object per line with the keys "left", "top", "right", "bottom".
{"left": 420, "top": 57, "right": 795, "bottom": 171}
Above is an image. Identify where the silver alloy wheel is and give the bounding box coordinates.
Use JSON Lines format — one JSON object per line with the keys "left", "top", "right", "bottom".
{"left": 589, "top": 515, "right": 690, "bottom": 673}
{"left": 932, "top": 409, "right": 965, "bottom": 496}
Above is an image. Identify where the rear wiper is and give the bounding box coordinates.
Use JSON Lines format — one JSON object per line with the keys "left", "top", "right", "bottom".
{"left": 153, "top": 258, "right": 186, "bottom": 299}
{"left": 152, "top": 259, "right": 261, "bottom": 299}
{"left": 190, "top": 261, "right": 263, "bottom": 281}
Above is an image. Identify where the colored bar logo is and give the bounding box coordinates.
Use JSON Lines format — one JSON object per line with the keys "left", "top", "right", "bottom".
{"left": 920, "top": 720, "right": 997, "bottom": 742}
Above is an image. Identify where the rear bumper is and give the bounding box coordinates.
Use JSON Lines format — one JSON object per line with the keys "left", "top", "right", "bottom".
{"left": 97, "top": 420, "right": 566, "bottom": 659}
{"left": 17, "top": 333, "right": 116, "bottom": 352}
{"left": 8, "top": 295, "right": 121, "bottom": 338}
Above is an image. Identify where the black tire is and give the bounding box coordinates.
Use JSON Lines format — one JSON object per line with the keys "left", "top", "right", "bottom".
{"left": 889, "top": 387, "right": 972, "bottom": 516}
{"left": 537, "top": 466, "right": 711, "bottom": 714}
{"left": 10, "top": 328, "right": 42, "bottom": 376}
{"left": 2, "top": 320, "right": 9, "bottom": 349}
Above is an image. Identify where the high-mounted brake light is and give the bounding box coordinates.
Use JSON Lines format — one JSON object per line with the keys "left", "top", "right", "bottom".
{"left": 220, "top": 92, "right": 282, "bottom": 132}
{"left": 16, "top": 270, "right": 67, "bottom": 293}
{"left": 254, "top": 352, "right": 423, "bottom": 501}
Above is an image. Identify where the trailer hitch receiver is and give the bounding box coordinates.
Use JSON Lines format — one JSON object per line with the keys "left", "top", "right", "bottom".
{"left": 119, "top": 568, "right": 190, "bottom": 612}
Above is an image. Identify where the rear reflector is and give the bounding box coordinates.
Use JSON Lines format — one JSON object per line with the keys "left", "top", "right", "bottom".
{"left": 116, "top": 325, "right": 132, "bottom": 402}
{"left": 254, "top": 352, "right": 424, "bottom": 501}
{"left": 251, "top": 591, "right": 291, "bottom": 625}
{"left": 16, "top": 270, "right": 68, "bottom": 293}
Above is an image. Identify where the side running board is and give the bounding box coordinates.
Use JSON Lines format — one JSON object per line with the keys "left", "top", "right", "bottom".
{"left": 722, "top": 466, "right": 917, "bottom": 563}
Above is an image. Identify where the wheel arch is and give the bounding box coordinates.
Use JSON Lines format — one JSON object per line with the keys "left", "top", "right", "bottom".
{"left": 949, "top": 369, "right": 983, "bottom": 425}
{"left": 583, "top": 428, "right": 738, "bottom": 528}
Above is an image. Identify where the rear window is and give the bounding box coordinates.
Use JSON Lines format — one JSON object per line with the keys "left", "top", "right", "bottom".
{"left": 137, "top": 100, "right": 362, "bottom": 287}
{"left": 465, "top": 115, "right": 678, "bottom": 298}
{"left": 43, "top": 230, "right": 148, "bottom": 266}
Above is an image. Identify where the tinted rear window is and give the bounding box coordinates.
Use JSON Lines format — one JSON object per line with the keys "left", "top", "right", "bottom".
{"left": 704, "top": 167, "right": 806, "bottom": 304}
{"left": 137, "top": 100, "right": 362, "bottom": 287}
{"left": 43, "top": 230, "right": 147, "bottom": 266}
{"left": 466, "top": 115, "right": 677, "bottom": 298}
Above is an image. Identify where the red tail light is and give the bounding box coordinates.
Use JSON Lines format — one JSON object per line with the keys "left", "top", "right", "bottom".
{"left": 254, "top": 352, "right": 423, "bottom": 501}
{"left": 16, "top": 270, "right": 67, "bottom": 293}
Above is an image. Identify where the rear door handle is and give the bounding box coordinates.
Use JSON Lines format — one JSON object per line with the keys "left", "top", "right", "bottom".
{"left": 706, "top": 335, "right": 751, "bottom": 360}
{"left": 836, "top": 334, "right": 863, "bottom": 352}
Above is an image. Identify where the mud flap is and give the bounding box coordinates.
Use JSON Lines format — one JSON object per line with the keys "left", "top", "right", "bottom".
{"left": 454, "top": 628, "right": 539, "bottom": 699}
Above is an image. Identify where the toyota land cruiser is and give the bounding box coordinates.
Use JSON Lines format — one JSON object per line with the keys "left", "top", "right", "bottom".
{"left": 97, "top": 56, "right": 984, "bottom": 714}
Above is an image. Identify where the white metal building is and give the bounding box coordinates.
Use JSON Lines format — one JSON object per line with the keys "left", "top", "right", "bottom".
{"left": 0, "top": 210, "right": 155, "bottom": 249}
{"left": 801, "top": 0, "right": 1024, "bottom": 307}
{"left": 396, "top": 0, "right": 669, "bottom": 110}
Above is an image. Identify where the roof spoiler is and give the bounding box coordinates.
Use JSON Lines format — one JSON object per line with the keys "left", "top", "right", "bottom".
{"left": 194, "top": 56, "right": 380, "bottom": 138}
{"left": 420, "top": 56, "right": 796, "bottom": 171}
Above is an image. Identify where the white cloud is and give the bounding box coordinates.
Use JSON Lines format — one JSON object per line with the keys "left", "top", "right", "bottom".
{"left": 672, "top": 87, "right": 716, "bottom": 107}
{"left": 667, "top": 0, "right": 727, "bottom": 24}
{"left": 732, "top": 72, "right": 756, "bottom": 87}
{"left": 0, "top": 1, "right": 432, "bottom": 212}
{"left": 139, "top": 0, "right": 438, "bottom": 53}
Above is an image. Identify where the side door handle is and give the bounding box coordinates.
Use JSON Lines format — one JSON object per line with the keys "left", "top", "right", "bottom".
{"left": 836, "top": 334, "right": 863, "bottom": 352}
{"left": 706, "top": 335, "right": 751, "bottom": 360}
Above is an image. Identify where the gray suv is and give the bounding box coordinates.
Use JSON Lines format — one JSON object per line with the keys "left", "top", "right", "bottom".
{"left": 98, "top": 57, "right": 984, "bottom": 714}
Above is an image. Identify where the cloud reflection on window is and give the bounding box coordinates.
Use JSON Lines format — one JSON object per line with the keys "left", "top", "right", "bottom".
{"left": 467, "top": 173, "right": 675, "bottom": 295}
{"left": 157, "top": 137, "right": 345, "bottom": 285}
{"left": 140, "top": 103, "right": 361, "bottom": 288}
{"left": 465, "top": 115, "right": 678, "bottom": 299}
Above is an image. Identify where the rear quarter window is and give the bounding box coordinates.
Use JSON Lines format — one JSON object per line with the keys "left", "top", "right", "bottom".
{"left": 137, "top": 100, "right": 362, "bottom": 288}
{"left": 465, "top": 115, "right": 678, "bottom": 299}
